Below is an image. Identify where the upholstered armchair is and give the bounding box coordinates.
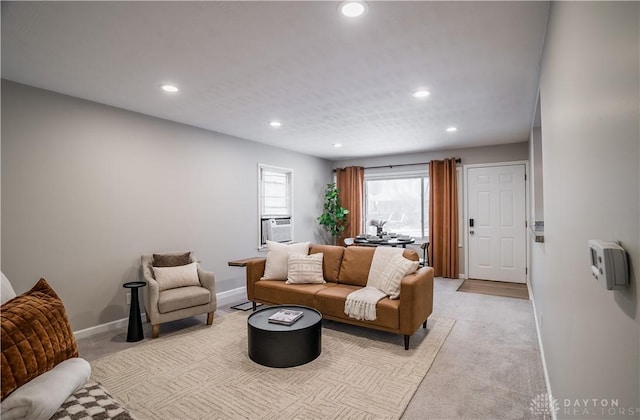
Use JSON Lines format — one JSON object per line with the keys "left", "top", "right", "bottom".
{"left": 141, "top": 252, "right": 216, "bottom": 338}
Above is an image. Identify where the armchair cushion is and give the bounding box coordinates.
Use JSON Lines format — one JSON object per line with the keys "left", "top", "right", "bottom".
{"left": 158, "top": 286, "right": 211, "bottom": 314}
{"left": 152, "top": 262, "right": 200, "bottom": 291}
{"left": 152, "top": 252, "right": 191, "bottom": 267}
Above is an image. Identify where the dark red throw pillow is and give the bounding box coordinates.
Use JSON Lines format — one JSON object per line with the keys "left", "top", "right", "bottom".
{"left": 1, "top": 278, "right": 78, "bottom": 400}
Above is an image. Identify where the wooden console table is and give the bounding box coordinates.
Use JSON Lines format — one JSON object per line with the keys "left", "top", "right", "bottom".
{"left": 228, "top": 257, "right": 264, "bottom": 267}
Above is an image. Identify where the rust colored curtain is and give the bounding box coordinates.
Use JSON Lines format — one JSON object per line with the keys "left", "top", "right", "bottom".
{"left": 429, "top": 159, "right": 459, "bottom": 278}
{"left": 336, "top": 166, "right": 364, "bottom": 246}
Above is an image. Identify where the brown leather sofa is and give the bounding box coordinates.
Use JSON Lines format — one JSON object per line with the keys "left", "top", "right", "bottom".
{"left": 244, "top": 244, "right": 434, "bottom": 350}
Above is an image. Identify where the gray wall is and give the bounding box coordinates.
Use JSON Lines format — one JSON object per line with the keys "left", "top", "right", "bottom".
{"left": 533, "top": 1, "right": 639, "bottom": 414}
{"left": 1, "top": 80, "right": 333, "bottom": 330}
{"left": 334, "top": 142, "right": 529, "bottom": 277}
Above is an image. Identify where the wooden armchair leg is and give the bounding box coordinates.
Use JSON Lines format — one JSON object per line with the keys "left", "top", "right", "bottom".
{"left": 206, "top": 311, "right": 214, "bottom": 325}
{"left": 152, "top": 324, "right": 160, "bottom": 338}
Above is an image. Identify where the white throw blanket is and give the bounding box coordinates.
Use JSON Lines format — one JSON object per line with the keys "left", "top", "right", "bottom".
{"left": 344, "top": 247, "right": 405, "bottom": 321}
{"left": 1, "top": 358, "right": 91, "bottom": 420}
{"left": 344, "top": 286, "right": 387, "bottom": 321}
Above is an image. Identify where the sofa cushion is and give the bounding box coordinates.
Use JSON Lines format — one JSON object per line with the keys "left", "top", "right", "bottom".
{"left": 402, "top": 248, "right": 420, "bottom": 262}
{"left": 314, "top": 285, "right": 400, "bottom": 330}
{"left": 286, "top": 253, "right": 325, "bottom": 284}
{"left": 338, "top": 247, "right": 375, "bottom": 286}
{"left": 254, "top": 280, "right": 335, "bottom": 308}
{"left": 338, "top": 247, "right": 419, "bottom": 287}
{"left": 152, "top": 262, "right": 200, "bottom": 291}
{"left": 158, "top": 286, "right": 211, "bottom": 314}
{"left": 153, "top": 252, "right": 191, "bottom": 267}
{"left": 1, "top": 278, "right": 79, "bottom": 401}
{"left": 309, "top": 244, "right": 344, "bottom": 283}
{"left": 263, "top": 241, "right": 310, "bottom": 280}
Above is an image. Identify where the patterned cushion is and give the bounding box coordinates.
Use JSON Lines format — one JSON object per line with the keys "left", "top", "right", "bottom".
{"left": 286, "top": 253, "right": 326, "bottom": 284}
{"left": 50, "top": 381, "right": 136, "bottom": 420}
{"left": 152, "top": 252, "right": 191, "bottom": 267}
{"left": 152, "top": 262, "right": 200, "bottom": 291}
{"left": 1, "top": 278, "right": 78, "bottom": 401}
{"left": 369, "top": 254, "right": 419, "bottom": 299}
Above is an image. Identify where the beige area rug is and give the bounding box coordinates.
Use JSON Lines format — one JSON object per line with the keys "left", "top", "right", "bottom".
{"left": 91, "top": 312, "right": 455, "bottom": 420}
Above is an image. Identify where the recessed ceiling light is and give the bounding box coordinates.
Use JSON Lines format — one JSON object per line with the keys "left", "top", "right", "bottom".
{"left": 333, "top": 143, "right": 343, "bottom": 148}
{"left": 340, "top": 1, "right": 366, "bottom": 17}
{"left": 161, "top": 84, "right": 179, "bottom": 93}
{"left": 269, "top": 121, "right": 282, "bottom": 127}
{"left": 446, "top": 127, "right": 458, "bottom": 132}
{"left": 412, "top": 90, "right": 430, "bottom": 98}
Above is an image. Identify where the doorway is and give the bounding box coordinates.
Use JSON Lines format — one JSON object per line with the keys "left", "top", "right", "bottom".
{"left": 466, "top": 163, "right": 527, "bottom": 283}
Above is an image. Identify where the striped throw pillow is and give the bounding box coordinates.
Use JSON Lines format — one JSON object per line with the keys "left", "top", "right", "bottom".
{"left": 286, "top": 253, "right": 326, "bottom": 284}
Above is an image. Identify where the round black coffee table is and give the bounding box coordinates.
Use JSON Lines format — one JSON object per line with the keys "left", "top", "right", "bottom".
{"left": 247, "top": 305, "right": 322, "bottom": 368}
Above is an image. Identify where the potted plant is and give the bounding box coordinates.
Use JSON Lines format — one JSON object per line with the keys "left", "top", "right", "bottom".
{"left": 317, "top": 183, "right": 349, "bottom": 244}
{"left": 369, "top": 219, "right": 388, "bottom": 237}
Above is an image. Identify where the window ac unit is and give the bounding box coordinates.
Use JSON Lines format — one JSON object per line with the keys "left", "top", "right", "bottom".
{"left": 267, "top": 218, "right": 292, "bottom": 243}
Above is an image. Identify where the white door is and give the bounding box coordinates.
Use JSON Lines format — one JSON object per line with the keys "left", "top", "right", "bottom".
{"left": 467, "top": 164, "right": 526, "bottom": 283}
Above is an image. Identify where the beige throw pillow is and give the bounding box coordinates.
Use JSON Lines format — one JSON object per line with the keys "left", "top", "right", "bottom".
{"left": 263, "top": 241, "right": 310, "bottom": 280}
{"left": 152, "top": 262, "right": 200, "bottom": 291}
{"left": 371, "top": 254, "right": 419, "bottom": 299}
{"left": 286, "top": 252, "right": 326, "bottom": 284}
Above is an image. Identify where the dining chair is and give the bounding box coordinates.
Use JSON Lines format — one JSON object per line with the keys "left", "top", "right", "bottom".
{"left": 420, "top": 242, "right": 430, "bottom": 267}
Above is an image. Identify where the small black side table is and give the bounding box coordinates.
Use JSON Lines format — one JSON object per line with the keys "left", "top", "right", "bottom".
{"left": 123, "top": 281, "right": 146, "bottom": 342}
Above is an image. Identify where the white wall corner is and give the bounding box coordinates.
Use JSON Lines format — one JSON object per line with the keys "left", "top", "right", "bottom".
{"left": 529, "top": 294, "right": 556, "bottom": 420}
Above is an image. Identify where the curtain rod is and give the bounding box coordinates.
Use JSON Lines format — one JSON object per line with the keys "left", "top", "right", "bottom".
{"left": 334, "top": 158, "right": 461, "bottom": 171}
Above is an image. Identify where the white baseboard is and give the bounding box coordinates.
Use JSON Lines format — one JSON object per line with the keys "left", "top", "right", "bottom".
{"left": 458, "top": 274, "right": 467, "bottom": 279}
{"left": 530, "top": 294, "right": 556, "bottom": 420}
{"left": 73, "top": 286, "right": 247, "bottom": 340}
{"left": 216, "top": 286, "right": 247, "bottom": 307}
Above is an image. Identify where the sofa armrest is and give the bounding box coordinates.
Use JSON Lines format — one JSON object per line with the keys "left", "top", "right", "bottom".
{"left": 398, "top": 266, "right": 434, "bottom": 335}
{"left": 198, "top": 268, "right": 216, "bottom": 305}
{"left": 245, "top": 258, "right": 266, "bottom": 302}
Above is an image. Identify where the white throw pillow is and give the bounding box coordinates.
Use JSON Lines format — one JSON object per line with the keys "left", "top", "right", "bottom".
{"left": 286, "top": 252, "right": 326, "bottom": 284}
{"left": 372, "top": 254, "right": 419, "bottom": 299}
{"left": 152, "top": 262, "right": 200, "bottom": 291}
{"left": 262, "top": 241, "right": 310, "bottom": 280}
{"left": 1, "top": 271, "right": 17, "bottom": 305}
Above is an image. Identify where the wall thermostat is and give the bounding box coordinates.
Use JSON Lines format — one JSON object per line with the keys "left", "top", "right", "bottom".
{"left": 588, "top": 240, "right": 629, "bottom": 290}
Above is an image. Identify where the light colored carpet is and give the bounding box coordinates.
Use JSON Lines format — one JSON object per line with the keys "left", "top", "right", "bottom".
{"left": 91, "top": 312, "right": 454, "bottom": 419}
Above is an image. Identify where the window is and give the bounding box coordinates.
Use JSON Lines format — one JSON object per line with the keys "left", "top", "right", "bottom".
{"left": 364, "top": 170, "right": 429, "bottom": 239}
{"left": 258, "top": 164, "right": 293, "bottom": 247}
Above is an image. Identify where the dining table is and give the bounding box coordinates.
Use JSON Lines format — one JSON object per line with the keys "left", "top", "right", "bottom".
{"left": 353, "top": 237, "right": 415, "bottom": 248}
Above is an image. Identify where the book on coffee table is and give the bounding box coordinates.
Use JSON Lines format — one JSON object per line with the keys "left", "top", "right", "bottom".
{"left": 268, "top": 309, "right": 304, "bottom": 325}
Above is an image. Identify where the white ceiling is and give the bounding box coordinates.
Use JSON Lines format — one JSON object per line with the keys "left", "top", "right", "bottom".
{"left": 1, "top": 1, "right": 549, "bottom": 160}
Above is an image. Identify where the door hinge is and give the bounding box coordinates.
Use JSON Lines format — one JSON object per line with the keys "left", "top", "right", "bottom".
{"left": 525, "top": 220, "right": 528, "bottom": 228}
{"left": 526, "top": 267, "right": 528, "bottom": 275}
{"left": 525, "top": 173, "right": 527, "bottom": 181}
